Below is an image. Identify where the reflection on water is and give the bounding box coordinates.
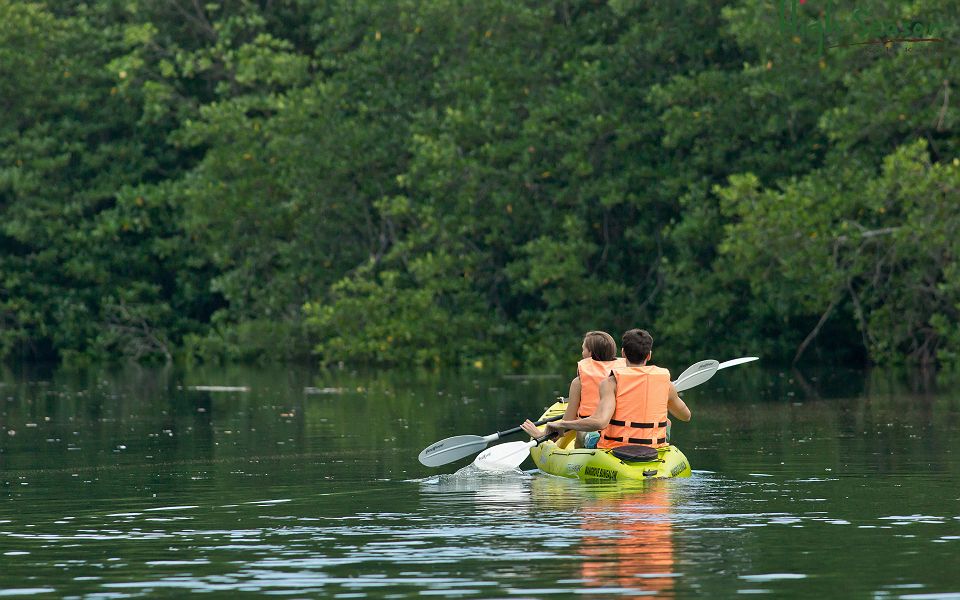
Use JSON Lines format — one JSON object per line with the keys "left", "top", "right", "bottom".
{"left": 521, "top": 477, "right": 682, "bottom": 598}
{"left": 577, "top": 482, "right": 678, "bottom": 597}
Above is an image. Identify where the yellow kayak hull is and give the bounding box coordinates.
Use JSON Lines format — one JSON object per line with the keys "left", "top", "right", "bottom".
{"left": 529, "top": 401, "right": 692, "bottom": 481}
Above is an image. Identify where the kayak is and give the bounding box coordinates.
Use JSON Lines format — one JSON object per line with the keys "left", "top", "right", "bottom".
{"left": 528, "top": 401, "right": 692, "bottom": 481}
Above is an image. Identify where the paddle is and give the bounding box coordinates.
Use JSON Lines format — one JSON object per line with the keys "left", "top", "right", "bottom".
{"left": 473, "top": 355, "right": 759, "bottom": 471}
{"left": 672, "top": 356, "right": 759, "bottom": 392}
{"left": 718, "top": 356, "right": 759, "bottom": 370}
{"left": 475, "top": 433, "right": 554, "bottom": 471}
{"left": 418, "top": 414, "right": 563, "bottom": 467}
{"left": 672, "top": 359, "right": 719, "bottom": 392}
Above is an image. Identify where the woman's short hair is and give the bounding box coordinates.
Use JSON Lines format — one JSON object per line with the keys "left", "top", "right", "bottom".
{"left": 583, "top": 331, "right": 617, "bottom": 361}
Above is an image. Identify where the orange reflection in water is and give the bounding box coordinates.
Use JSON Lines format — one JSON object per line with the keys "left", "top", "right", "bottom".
{"left": 578, "top": 483, "right": 676, "bottom": 598}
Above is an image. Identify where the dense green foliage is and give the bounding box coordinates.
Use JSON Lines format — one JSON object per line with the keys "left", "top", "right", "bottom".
{"left": 0, "top": 0, "right": 957, "bottom": 369}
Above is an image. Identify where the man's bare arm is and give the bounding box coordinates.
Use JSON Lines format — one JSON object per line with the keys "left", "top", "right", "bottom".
{"left": 668, "top": 384, "right": 691, "bottom": 422}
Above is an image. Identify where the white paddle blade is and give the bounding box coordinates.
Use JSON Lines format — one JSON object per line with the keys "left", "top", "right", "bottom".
{"left": 673, "top": 359, "right": 716, "bottom": 386}
{"left": 672, "top": 359, "right": 718, "bottom": 385}
{"left": 473, "top": 440, "right": 534, "bottom": 471}
{"left": 718, "top": 356, "right": 759, "bottom": 370}
{"left": 418, "top": 435, "right": 489, "bottom": 467}
{"left": 674, "top": 360, "right": 719, "bottom": 392}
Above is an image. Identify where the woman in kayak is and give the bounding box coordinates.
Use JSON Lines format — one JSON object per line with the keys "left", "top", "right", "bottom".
{"left": 547, "top": 331, "right": 625, "bottom": 448}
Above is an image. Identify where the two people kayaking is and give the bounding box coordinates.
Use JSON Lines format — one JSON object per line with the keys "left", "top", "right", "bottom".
{"left": 521, "top": 328, "right": 691, "bottom": 449}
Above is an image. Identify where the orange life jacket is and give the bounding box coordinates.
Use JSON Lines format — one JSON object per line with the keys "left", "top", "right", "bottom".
{"left": 599, "top": 365, "right": 671, "bottom": 449}
{"left": 576, "top": 357, "right": 626, "bottom": 418}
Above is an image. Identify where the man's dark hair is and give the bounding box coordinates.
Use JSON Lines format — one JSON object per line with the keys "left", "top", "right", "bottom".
{"left": 621, "top": 329, "right": 654, "bottom": 363}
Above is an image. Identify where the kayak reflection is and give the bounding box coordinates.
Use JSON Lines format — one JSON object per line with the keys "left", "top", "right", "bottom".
{"left": 533, "top": 478, "right": 679, "bottom": 598}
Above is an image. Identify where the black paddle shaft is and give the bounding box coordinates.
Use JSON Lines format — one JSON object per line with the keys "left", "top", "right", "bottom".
{"left": 495, "top": 414, "right": 563, "bottom": 439}
{"left": 535, "top": 431, "right": 559, "bottom": 445}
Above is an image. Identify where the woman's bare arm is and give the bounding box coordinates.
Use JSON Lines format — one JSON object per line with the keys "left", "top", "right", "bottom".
{"left": 562, "top": 377, "right": 581, "bottom": 420}
{"left": 553, "top": 375, "right": 616, "bottom": 432}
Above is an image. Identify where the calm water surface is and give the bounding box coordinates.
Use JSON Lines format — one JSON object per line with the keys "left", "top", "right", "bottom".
{"left": 1, "top": 364, "right": 959, "bottom": 598}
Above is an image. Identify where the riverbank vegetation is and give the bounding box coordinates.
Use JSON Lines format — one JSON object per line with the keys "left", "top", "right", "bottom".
{"left": 1, "top": 0, "right": 957, "bottom": 369}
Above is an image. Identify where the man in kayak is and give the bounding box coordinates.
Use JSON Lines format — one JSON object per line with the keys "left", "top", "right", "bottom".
{"left": 561, "top": 331, "right": 625, "bottom": 447}
{"left": 521, "top": 329, "right": 691, "bottom": 449}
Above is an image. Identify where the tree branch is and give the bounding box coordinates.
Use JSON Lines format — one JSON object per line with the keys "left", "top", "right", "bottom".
{"left": 935, "top": 79, "right": 950, "bottom": 132}
{"left": 846, "top": 277, "right": 873, "bottom": 354}
{"left": 793, "top": 292, "right": 842, "bottom": 365}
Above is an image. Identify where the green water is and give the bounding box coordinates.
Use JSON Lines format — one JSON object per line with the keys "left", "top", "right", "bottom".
{"left": 1, "top": 364, "right": 959, "bottom": 598}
